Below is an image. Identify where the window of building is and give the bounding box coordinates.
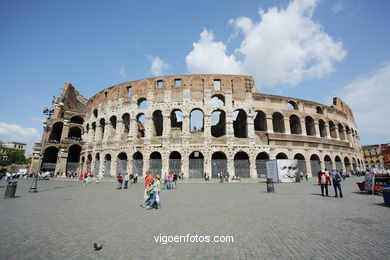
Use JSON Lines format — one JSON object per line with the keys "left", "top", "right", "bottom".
{"left": 104, "top": 92, "right": 108, "bottom": 98}
{"left": 127, "top": 86, "right": 132, "bottom": 97}
{"left": 214, "top": 79, "right": 221, "bottom": 91}
{"left": 156, "top": 80, "right": 163, "bottom": 89}
{"left": 174, "top": 79, "right": 181, "bottom": 87}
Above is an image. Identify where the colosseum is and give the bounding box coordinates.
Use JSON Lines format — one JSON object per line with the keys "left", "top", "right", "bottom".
{"left": 30, "top": 74, "right": 365, "bottom": 179}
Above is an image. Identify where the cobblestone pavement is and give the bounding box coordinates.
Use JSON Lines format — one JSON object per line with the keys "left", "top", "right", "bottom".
{"left": 0, "top": 177, "right": 389, "bottom": 260}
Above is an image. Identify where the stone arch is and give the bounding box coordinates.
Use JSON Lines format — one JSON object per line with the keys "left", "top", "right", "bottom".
{"left": 233, "top": 109, "right": 248, "bottom": 138}
{"left": 272, "top": 112, "right": 285, "bottom": 133}
{"left": 93, "top": 109, "right": 98, "bottom": 118}
{"left": 211, "top": 109, "right": 226, "bottom": 137}
{"left": 117, "top": 152, "right": 128, "bottom": 174}
{"left": 169, "top": 151, "right": 182, "bottom": 174}
{"left": 86, "top": 153, "right": 92, "bottom": 171}
{"left": 344, "top": 157, "right": 351, "bottom": 173}
{"left": 319, "top": 119, "right": 327, "bottom": 138}
{"left": 70, "top": 116, "right": 84, "bottom": 124}
{"left": 189, "top": 151, "right": 204, "bottom": 179}
{"left": 122, "top": 113, "right": 130, "bottom": 134}
{"left": 104, "top": 154, "right": 111, "bottom": 177}
{"left": 324, "top": 155, "right": 333, "bottom": 171}
{"left": 276, "top": 152, "right": 288, "bottom": 159}
{"left": 137, "top": 98, "right": 148, "bottom": 109}
{"left": 133, "top": 152, "right": 143, "bottom": 176}
{"left": 149, "top": 151, "right": 162, "bottom": 175}
{"left": 256, "top": 152, "right": 270, "bottom": 178}
{"left": 49, "top": 121, "right": 63, "bottom": 142}
{"left": 190, "top": 108, "right": 204, "bottom": 132}
{"left": 316, "top": 106, "right": 324, "bottom": 114}
{"left": 136, "top": 113, "right": 146, "bottom": 138}
{"left": 234, "top": 151, "right": 250, "bottom": 178}
{"left": 211, "top": 94, "right": 225, "bottom": 107}
{"left": 41, "top": 146, "right": 58, "bottom": 171}
{"left": 254, "top": 110, "right": 267, "bottom": 131}
{"left": 67, "top": 144, "right": 81, "bottom": 172}
{"left": 352, "top": 157, "right": 357, "bottom": 172}
{"left": 305, "top": 116, "right": 316, "bottom": 136}
{"left": 335, "top": 156, "right": 343, "bottom": 171}
{"left": 310, "top": 154, "right": 321, "bottom": 176}
{"left": 170, "top": 109, "right": 183, "bottom": 130}
{"left": 338, "top": 123, "right": 346, "bottom": 140}
{"left": 99, "top": 118, "right": 106, "bottom": 138}
{"left": 152, "top": 110, "right": 163, "bottom": 137}
{"left": 68, "top": 126, "right": 82, "bottom": 140}
{"left": 110, "top": 115, "right": 117, "bottom": 137}
{"left": 289, "top": 115, "right": 302, "bottom": 134}
{"left": 85, "top": 123, "right": 89, "bottom": 134}
{"left": 294, "top": 153, "right": 307, "bottom": 175}
{"left": 287, "top": 100, "right": 298, "bottom": 110}
{"left": 212, "top": 151, "right": 227, "bottom": 178}
{"left": 329, "top": 121, "right": 337, "bottom": 139}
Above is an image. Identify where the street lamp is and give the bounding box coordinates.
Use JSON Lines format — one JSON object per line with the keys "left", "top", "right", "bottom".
{"left": 29, "top": 96, "right": 56, "bottom": 193}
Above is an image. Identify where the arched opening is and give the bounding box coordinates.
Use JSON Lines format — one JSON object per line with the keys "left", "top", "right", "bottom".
{"left": 272, "top": 112, "right": 285, "bottom": 133}
{"left": 190, "top": 109, "right": 204, "bottom": 132}
{"left": 122, "top": 113, "right": 130, "bottom": 134}
{"left": 136, "top": 113, "right": 146, "bottom": 138}
{"left": 170, "top": 109, "right": 183, "bottom": 131}
{"left": 324, "top": 155, "right": 333, "bottom": 171}
{"left": 41, "top": 146, "right": 58, "bottom": 171}
{"left": 310, "top": 154, "right": 321, "bottom": 176}
{"left": 211, "top": 110, "right": 226, "bottom": 137}
{"left": 169, "top": 151, "right": 182, "bottom": 174}
{"left": 85, "top": 124, "right": 89, "bottom": 134}
{"left": 344, "top": 157, "right": 351, "bottom": 173}
{"left": 352, "top": 158, "right": 357, "bottom": 172}
{"left": 254, "top": 110, "right": 267, "bottom": 131}
{"left": 305, "top": 116, "right": 316, "bottom": 136}
{"left": 137, "top": 98, "right": 148, "bottom": 109}
{"left": 93, "top": 109, "right": 98, "bottom": 118}
{"left": 149, "top": 152, "right": 162, "bottom": 175}
{"left": 100, "top": 118, "right": 105, "bottom": 140}
{"left": 212, "top": 152, "right": 227, "bottom": 178}
{"left": 189, "top": 151, "right": 204, "bottom": 179}
{"left": 68, "top": 127, "right": 82, "bottom": 140}
{"left": 319, "top": 119, "right": 327, "bottom": 138}
{"left": 294, "top": 153, "right": 307, "bottom": 175}
{"left": 233, "top": 109, "right": 248, "bottom": 138}
{"left": 110, "top": 116, "right": 117, "bottom": 137}
{"left": 329, "top": 121, "right": 337, "bottom": 139}
{"left": 256, "top": 152, "right": 270, "bottom": 178}
{"left": 86, "top": 154, "right": 92, "bottom": 171}
{"left": 70, "top": 116, "right": 84, "bottom": 124}
{"left": 49, "top": 122, "right": 63, "bottom": 142}
{"left": 152, "top": 110, "right": 163, "bottom": 136}
{"left": 335, "top": 156, "right": 342, "bottom": 171}
{"left": 234, "top": 151, "right": 250, "bottom": 178}
{"left": 289, "top": 115, "right": 302, "bottom": 134}
{"left": 133, "top": 152, "right": 143, "bottom": 176}
{"left": 117, "top": 152, "right": 128, "bottom": 174}
{"left": 67, "top": 145, "right": 81, "bottom": 172}
{"left": 287, "top": 101, "right": 298, "bottom": 110}
{"left": 316, "top": 106, "right": 324, "bottom": 114}
{"left": 104, "top": 154, "right": 111, "bottom": 177}
{"left": 338, "top": 124, "right": 346, "bottom": 140}
{"left": 211, "top": 94, "right": 225, "bottom": 107}
{"left": 94, "top": 153, "right": 100, "bottom": 175}
{"left": 92, "top": 122, "right": 96, "bottom": 140}
{"left": 276, "top": 153, "right": 288, "bottom": 159}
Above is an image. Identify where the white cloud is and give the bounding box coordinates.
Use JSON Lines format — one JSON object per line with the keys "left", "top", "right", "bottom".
{"left": 338, "top": 64, "right": 390, "bottom": 138}
{"left": 186, "top": 0, "right": 346, "bottom": 91}
{"left": 0, "top": 122, "right": 40, "bottom": 153}
{"left": 148, "top": 56, "right": 169, "bottom": 76}
{"left": 30, "top": 117, "right": 45, "bottom": 123}
{"left": 119, "top": 65, "right": 127, "bottom": 78}
{"left": 331, "top": 2, "right": 344, "bottom": 15}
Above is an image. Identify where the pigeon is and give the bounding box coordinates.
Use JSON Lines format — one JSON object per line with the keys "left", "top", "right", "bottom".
{"left": 94, "top": 242, "right": 103, "bottom": 251}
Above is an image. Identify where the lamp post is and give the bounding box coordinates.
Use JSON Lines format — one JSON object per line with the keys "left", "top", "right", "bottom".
{"left": 29, "top": 96, "right": 56, "bottom": 192}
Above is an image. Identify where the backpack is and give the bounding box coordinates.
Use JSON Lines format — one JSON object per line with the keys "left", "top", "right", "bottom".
{"left": 320, "top": 174, "right": 327, "bottom": 184}
{"left": 335, "top": 173, "right": 342, "bottom": 183}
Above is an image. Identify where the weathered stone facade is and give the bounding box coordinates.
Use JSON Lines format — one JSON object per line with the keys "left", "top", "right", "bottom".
{"left": 31, "top": 75, "right": 365, "bottom": 178}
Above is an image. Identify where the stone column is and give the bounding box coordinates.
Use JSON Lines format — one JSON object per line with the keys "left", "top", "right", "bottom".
{"left": 324, "top": 123, "right": 330, "bottom": 138}
{"left": 99, "top": 157, "right": 105, "bottom": 177}
{"left": 300, "top": 119, "right": 307, "bottom": 136}
{"left": 60, "top": 120, "right": 70, "bottom": 141}
{"left": 55, "top": 149, "right": 67, "bottom": 173}
{"left": 163, "top": 114, "right": 171, "bottom": 139}
{"left": 266, "top": 116, "right": 274, "bottom": 134}
{"left": 334, "top": 126, "right": 340, "bottom": 140}
{"left": 249, "top": 155, "right": 257, "bottom": 179}
{"left": 111, "top": 155, "right": 117, "bottom": 177}
{"left": 115, "top": 119, "right": 123, "bottom": 141}
{"left": 247, "top": 113, "right": 255, "bottom": 139}
{"left": 182, "top": 155, "right": 189, "bottom": 179}
{"left": 227, "top": 154, "right": 234, "bottom": 176}
{"left": 284, "top": 117, "right": 291, "bottom": 134}
{"left": 204, "top": 113, "right": 212, "bottom": 143}
{"left": 314, "top": 121, "right": 321, "bottom": 138}
{"left": 102, "top": 122, "right": 110, "bottom": 143}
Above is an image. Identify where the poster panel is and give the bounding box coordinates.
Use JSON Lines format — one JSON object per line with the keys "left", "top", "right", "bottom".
{"left": 266, "top": 160, "right": 278, "bottom": 182}
{"left": 277, "top": 159, "right": 298, "bottom": 183}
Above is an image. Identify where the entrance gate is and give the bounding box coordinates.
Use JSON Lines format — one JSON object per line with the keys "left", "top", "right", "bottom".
{"left": 310, "top": 160, "right": 321, "bottom": 176}
{"left": 133, "top": 160, "right": 143, "bottom": 176}
{"left": 189, "top": 159, "right": 204, "bottom": 178}
{"left": 66, "top": 162, "right": 79, "bottom": 172}
{"left": 117, "top": 159, "right": 127, "bottom": 174}
{"left": 104, "top": 160, "right": 111, "bottom": 177}
{"left": 234, "top": 160, "right": 250, "bottom": 178}
{"left": 255, "top": 160, "right": 268, "bottom": 178}
{"left": 169, "top": 159, "right": 181, "bottom": 174}
{"left": 297, "top": 160, "right": 307, "bottom": 175}
{"left": 212, "top": 159, "right": 227, "bottom": 178}
{"left": 94, "top": 160, "right": 100, "bottom": 175}
{"left": 149, "top": 159, "right": 162, "bottom": 176}
{"left": 324, "top": 161, "right": 333, "bottom": 171}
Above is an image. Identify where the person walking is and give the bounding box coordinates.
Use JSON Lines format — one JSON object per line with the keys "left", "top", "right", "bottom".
{"left": 133, "top": 172, "right": 138, "bottom": 184}
{"left": 320, "top": 170, "right": 331, "bottom": 196}
{"left": 145, "top": 175, "right": 162, "bottom": 210}
{"left": 124, "top": 174, "right": 129, "bottom": 189}
{"left": 117, "top": 173, "right": 123, "bottom": 189}
{"left": 141, "top": 171, "right": 153, "bottom": 206}
{"left": 331, "top": 169, "right": 343, "bottom": 198}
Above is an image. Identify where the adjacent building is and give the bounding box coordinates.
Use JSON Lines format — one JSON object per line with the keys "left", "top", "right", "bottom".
{"left": 362, "top": 143, "right": 390, "bottom": 169}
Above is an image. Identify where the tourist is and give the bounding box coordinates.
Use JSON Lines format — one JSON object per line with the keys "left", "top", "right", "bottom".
{"left": 145, "top": 175, "right": 162, "bottom": 210}
{"left": 117, "top": 173, "right": 123, "bottom": 189}
{"left": 342, "top": 171, "right": 347, "bottom": 181}
{"left": 331, "top": 169, "right": 343, "bottom": 198}
{"left": 173, "top": 173, "right": 178, "bottom": 188}
{"left": 167, "top": 172, "right": 173, "bottom": 190}
{"left": 133, "top": 172, "right": 138, "bottom": 183}
{"left": 141, "top": 171, "right": 153, "bottom": 206}
{"left": 319, "top": 170, "right": 331, "bottom": 196}
{"left": 304, "top": 172, "right": 308, "bottom": 181}
{"left": 124, "top": 174, "right": 129, "bottom": 189}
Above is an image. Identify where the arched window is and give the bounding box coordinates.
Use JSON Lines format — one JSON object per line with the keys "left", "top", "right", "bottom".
{"left": 276, "top": 153, "right": 288, "bottom": 159}
{"left": 68, "top": 127, "right": 82, "bottom": 139}
{"left": 49, "top": 122, "right": 63, "bottom": 142}
{"left": 171, "top": 109, "right": 183, "bottom": 130}
{"left": 211, "top": 110, "right": 226, "bottom": 137}
{"left": 210, "top": 95, "right": 225, "bottom": 107}
{"left": 329, "top": 121, "right": 337, "bottom": 139}
{"left": 152, "top": 110, "right": 163, "bottom": 136}
{"left": 254, "top": 111, "right": 267, "bottom": 131}
{"left": 93, "top": 109, "right": 98, "bottom": 118}
{"left": 190, "top": 109, "right": 204, "bottom": 133}
{"left": 272, "top": 112, "right": 285, "bottom": 133}
{"left": 169, "top": 151, "right": 182, "bottom": 174}
{"left": 122, "top": 113, "right": 130, "bottom": 134}
{"left": 287, "top": 101, "right": 298, "bottom": 110}
{"left": 212, "top": 152, "right": 227, "bottom": 178}
{"left": 289, "top": 115, "right": 301, "bottom": 134}
{"left": 137, "top": 98, "right": 148, "bottom": 109}
{"left": 319, "top": 119, "right": 326, "bottom": 137}
{"left": 233, "top": 110, "right": 247, "bottom": 138}
{"left": 117, "top": 152, "right": 128, "bottom": 174}
{"left": 234, "top": 152, "right": 250, "bottom": 178}
{"left": 70, "top": 116, "right": 84, "bottom": 124}
{"left": 136, "top": 113, "right": 146, "bottom": 137}
{"left": 316, "top": 106, "right": 324, "bottom": 114}
{"left": 338, "top": 123, "right": 346, "bottom": 140}
{"left": 305, "top": 116, "right": 316, "bottom": 136}
{"left": 67, "top": 145, "right": 81, "bottom": 172}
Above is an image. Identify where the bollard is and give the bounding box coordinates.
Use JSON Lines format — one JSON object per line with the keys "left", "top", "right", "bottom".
{"left": 4, "top": 182, "right": 17, "bottom": 199}
{"left": 266, "top": 178, "right": 274, "bottom": 193}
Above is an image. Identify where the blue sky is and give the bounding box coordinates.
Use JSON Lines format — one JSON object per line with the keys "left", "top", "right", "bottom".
{"left": 0, "top": 0, "right": 389, "bottom": 153}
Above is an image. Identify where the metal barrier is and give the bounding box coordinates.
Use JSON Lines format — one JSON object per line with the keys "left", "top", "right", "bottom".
{"left": 169, "top": 159, "right": 181, "bottom": 174}
{"left": 133, "top": 160, "right": 143, "bottom": 176}
{"left": 310, "top": 160, "right": 321, "bottom": 176}
{"left": 149, "top": 159, "right": 162, "bottom": 176}
{"left": 234, "top": 160, "right": 250, "bottom": 178}
{"left": 94, "top": 160, "right": 100, "bottom": 175}
{"left": 212, "top": 159, "right": 227, "bottom": 178}
{"left": 189, "top": 159, "right": 204, "bottom": 179}
{"left": 256, "top": 160, "right": 268, "bottom": 178}
{"left": 104, "top": 160, "right": 111, "bottom": 177}
{"left": 66, "top": 162, "right": 79, "bottom": 172}
{"left": 117, "top": 159, "right": 128, "bottom": 174}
